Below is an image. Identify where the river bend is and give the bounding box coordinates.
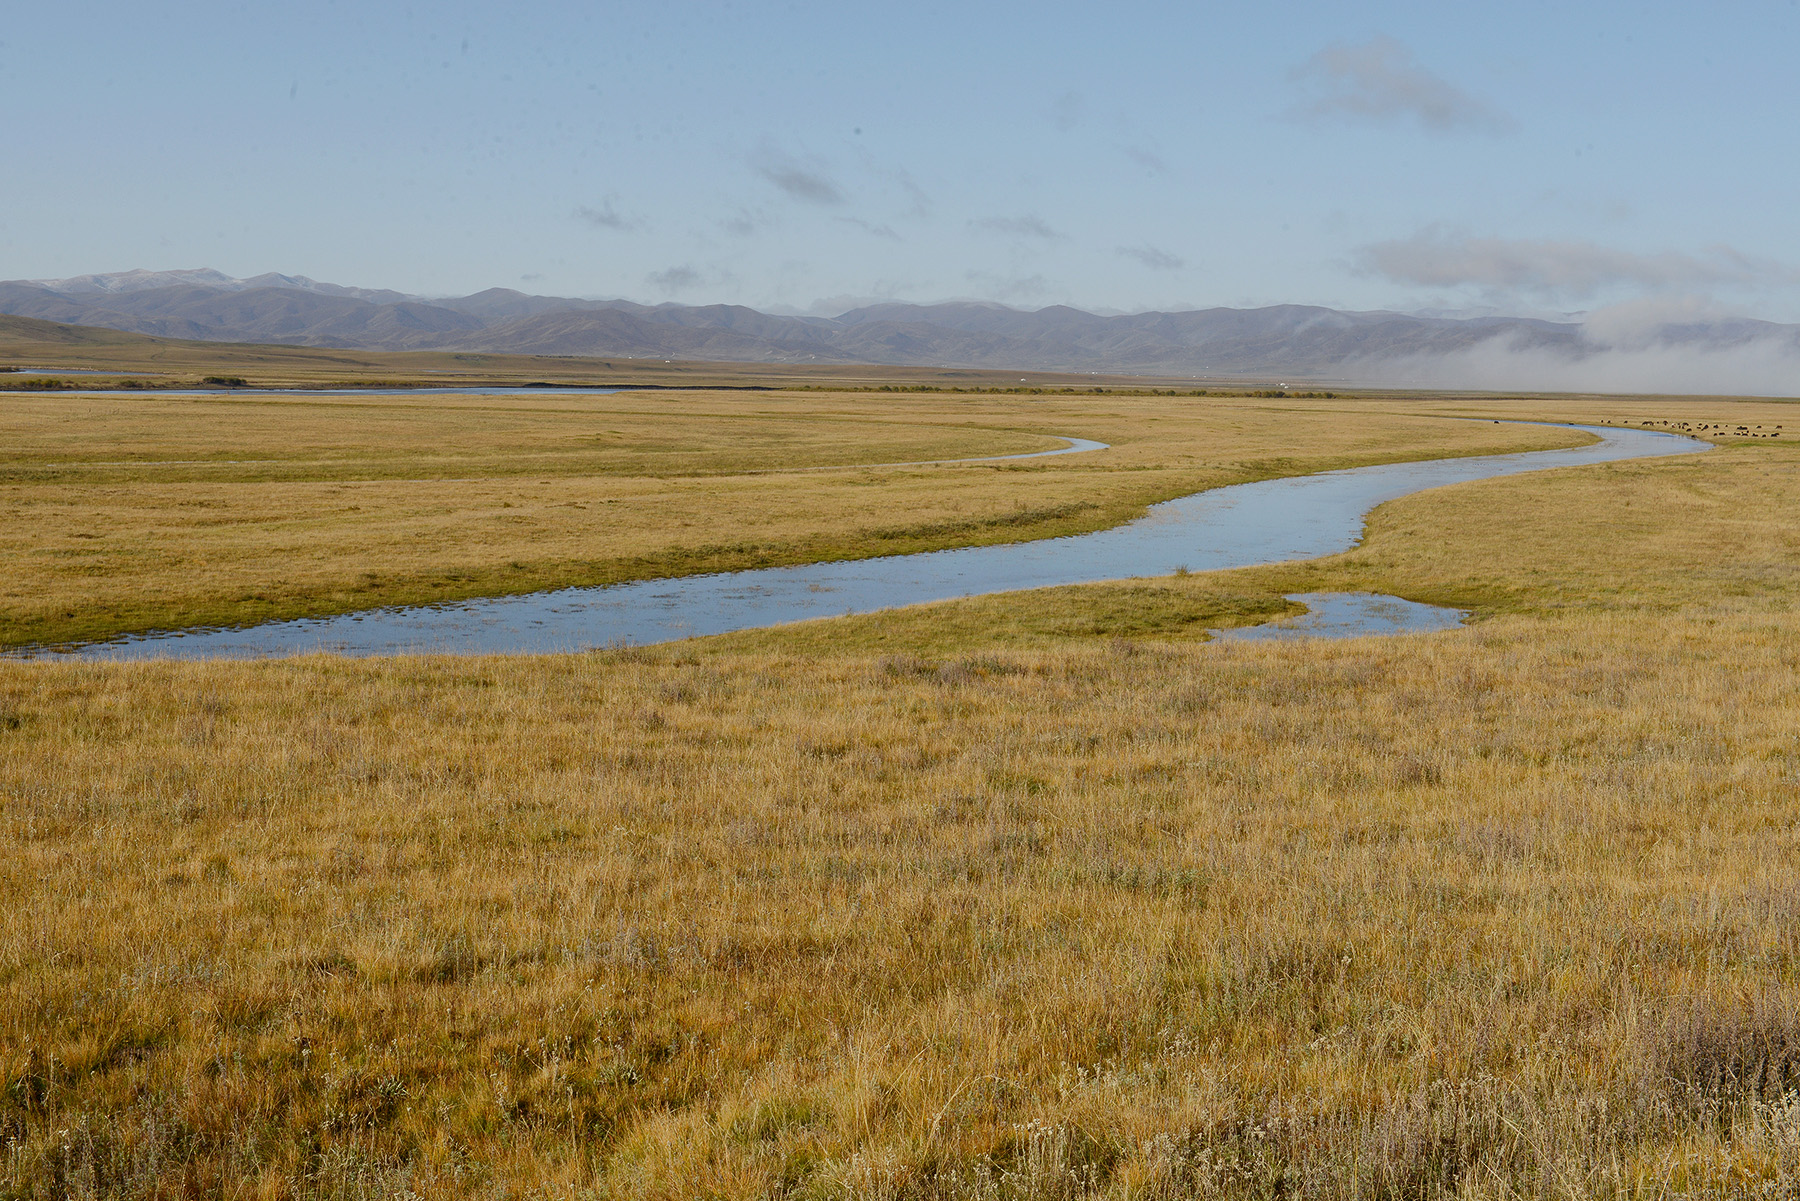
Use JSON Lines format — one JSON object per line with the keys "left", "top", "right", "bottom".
{"left": 24, "top": 423, "right": 1707, "bottom": 660}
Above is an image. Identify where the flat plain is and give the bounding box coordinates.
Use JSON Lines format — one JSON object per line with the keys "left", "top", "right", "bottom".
{"left": 2, "top": 386, "right": 1587, "bottom": 649}
{"left": 4, "top": 340, "right": 1800, "bottom": 1198}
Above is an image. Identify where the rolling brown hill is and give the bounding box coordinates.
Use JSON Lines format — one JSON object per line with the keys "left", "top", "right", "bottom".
{"left": 7, "top": 269, "right": 1798, "bottom": 380}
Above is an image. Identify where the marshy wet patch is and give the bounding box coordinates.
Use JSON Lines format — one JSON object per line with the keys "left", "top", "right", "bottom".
{"left": 1208, "top": 592, "right": 1468, "bottom": 642}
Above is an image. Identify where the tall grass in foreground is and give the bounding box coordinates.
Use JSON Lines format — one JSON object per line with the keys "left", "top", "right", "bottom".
{"left": 5, "top": 611, "right": 1800, "bottom": 1197}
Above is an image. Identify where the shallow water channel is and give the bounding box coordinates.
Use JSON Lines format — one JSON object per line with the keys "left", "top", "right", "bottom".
{"left": 1208, "top": 591, "right": 1472, "bottom": 642}
{"left": 28, "top": 422, "right": 1707, "bottom": 660}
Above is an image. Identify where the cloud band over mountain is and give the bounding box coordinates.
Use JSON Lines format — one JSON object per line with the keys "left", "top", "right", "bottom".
{"left": 6, "top": 269, "right": 1798, "bottom": 396}
{"left": 1357, "top": 231, "right": 1800, "bottom": 301}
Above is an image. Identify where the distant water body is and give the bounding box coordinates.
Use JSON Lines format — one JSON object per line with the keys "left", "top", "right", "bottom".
{"left": 20, "top": 422, "right": 1707, "bottom": 661}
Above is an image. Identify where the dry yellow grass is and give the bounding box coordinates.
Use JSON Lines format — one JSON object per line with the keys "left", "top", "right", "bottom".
{"left": 6, "top": 387, "right": 1800, "bottom": 1196}
{"left": 10, "top": 374, "right": 1800, "bottom": 1196}
{"left": 0, "top": 390, "right": 1579, "bottom": 648}
{"left": 6, "top": 612, "right": 1800, "bottom": 1198}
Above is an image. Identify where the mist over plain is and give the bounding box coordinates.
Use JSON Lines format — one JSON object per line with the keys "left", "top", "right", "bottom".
{"left": 1346, "top": 300, "right": 1800, "bottom": 396}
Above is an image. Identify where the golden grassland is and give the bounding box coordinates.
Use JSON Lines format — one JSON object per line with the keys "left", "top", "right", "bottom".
{"left": 8, "top": 616, "right": 1800, "bottom": 1197}
{"left": 7, "top": 362, "right": 1800, "bottom": 1195}
{"left": 1, "top": 389, "right": 1586, "bottom": 649}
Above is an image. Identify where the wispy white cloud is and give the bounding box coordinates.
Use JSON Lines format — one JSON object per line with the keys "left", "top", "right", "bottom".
{"left": 1050, "top": 90, "right": 1083, "bottom": 133}
{"left": 1580, "top": 295, "right": 1741, "bottom": 348}
{"left": 574, "top": 196, "right": 638, "bottom": 231}
{"left": 886, "top": 168, "right": 933, "bottom": 221}
{"left": 1289, "top": 36, "right": 1511, "bottom": 134}
{"left": 646, "top": 265, "right": 701, "bottom": 292}
{"left": 718, "top": 210, "right": 769, "bottom": 238}
{"left": 1120, "top": 145, "right": 1168, "bottom": 174}
{"left": 1357, "top": 228, "right": 1800, "bottom": 300}
{"left": 1117, "top": 245, "right": 1185, "bottom": 271}
{"left": 749, "top": 143, "right": 845, "bottom": 205}
{"left": 969, "top": 215, "right": 1064, "bottom": 240}
{"left": 838, "top": 216, "right": 901, "bottom": 241}
{"left": 1348, "top": 331, "right": 1800, "bottom": 397}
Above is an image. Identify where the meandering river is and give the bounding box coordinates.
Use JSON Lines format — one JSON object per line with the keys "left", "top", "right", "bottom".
{"left": 21, "top": 422, "right": 1707, "bottom": 660}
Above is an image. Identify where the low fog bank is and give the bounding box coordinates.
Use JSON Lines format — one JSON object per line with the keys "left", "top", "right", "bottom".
{"left": 1347, "top": 330, "right": 1800, "bottom": 397}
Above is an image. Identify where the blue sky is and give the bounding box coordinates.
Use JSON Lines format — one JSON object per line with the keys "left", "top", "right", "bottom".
{"left": 6, "top": 0, "right": 1799, "bottom": 320}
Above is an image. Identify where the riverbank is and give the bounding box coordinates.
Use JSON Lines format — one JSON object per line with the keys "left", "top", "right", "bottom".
{"left": 0, "top": 390, "right": 1583, "bottom": 649}
{"left": 25, "top": 423, "right": 1698, "bottom": 660}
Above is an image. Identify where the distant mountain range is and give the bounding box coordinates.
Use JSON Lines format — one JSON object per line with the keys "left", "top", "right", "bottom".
{"left": 5, "top": 269, "right": 1798, "bottom": 379}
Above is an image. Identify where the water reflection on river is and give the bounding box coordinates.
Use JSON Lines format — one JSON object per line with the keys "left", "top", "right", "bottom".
{"left": 22, "top": 423, "right": 1706, "bottom": 660}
